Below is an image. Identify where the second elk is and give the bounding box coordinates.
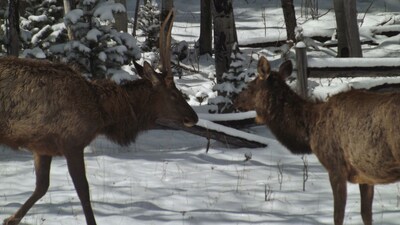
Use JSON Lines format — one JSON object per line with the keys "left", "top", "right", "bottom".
{"left": 235, "top": 56, "right": 400, "bottom": 225}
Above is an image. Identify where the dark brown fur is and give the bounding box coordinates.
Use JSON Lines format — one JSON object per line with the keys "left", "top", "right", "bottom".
{"left": 1, "top": 56, "right": 198, "bottom": 225}
{"left": 235, "top": 56, "right": 400, "bottom": 225}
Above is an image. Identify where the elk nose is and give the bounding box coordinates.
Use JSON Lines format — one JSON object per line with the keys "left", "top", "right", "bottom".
{"left": 183, "top": 117, "right": 197, "bottom": 127}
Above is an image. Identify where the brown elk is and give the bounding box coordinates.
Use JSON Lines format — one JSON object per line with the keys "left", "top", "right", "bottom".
{"left": 235, "top": 56, "right": 400, "bottom": 225}
{"left": 2, "top": 10, "right": 197, "bottom": 225}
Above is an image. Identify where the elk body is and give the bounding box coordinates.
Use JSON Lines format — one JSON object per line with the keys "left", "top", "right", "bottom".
{"left": 2, "top": 10, "right": 197, "bottom": 225}
{"left": 235, "top": 56, "right": 400, "bottom": 225}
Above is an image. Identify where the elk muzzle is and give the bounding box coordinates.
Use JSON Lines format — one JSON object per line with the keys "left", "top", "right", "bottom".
{"left": 183, "top": 113, "right": 198, "bottom": 127}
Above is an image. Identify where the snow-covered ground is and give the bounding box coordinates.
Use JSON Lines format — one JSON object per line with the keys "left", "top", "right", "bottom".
{"left": 2, "top": 0, "right": 400, "bottom": 224}
{"left": 2, "top": 129, "right": 400, "bottom": 225}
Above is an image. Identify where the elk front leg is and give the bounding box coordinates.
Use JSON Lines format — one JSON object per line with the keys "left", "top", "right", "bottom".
{"left": 4, "top": 154, "right": 52, "bottom": 225}
{"left": 329, "top": 172, "right": 347, "bottom": 225}
{"left": 359, "top": 184, "right": 374, "bottom": 225}
{"left": 65, "top": 149, "right": 97, "bottom": 225}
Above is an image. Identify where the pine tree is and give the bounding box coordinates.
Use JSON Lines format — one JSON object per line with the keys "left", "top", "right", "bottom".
{"left": 0, "top": 5, "right": 6, "bottom": 54}
{"left": 209, "top": 43, "right": 255, "bottom": 113}
{"left": 20, "top": 0, "right": 67, "bottom": 58}
{"left": 137, "top": 0, "right": 160, "bottom": 51}
{"left": 50, "top": 0, "right": 141, "bottom": 81}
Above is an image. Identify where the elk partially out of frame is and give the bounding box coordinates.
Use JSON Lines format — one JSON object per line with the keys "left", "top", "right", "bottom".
{"left": 2, "top": 10, "right": 197, "bottom": 225}
{"left": 235, "top": 56, "right": 400, "bottom": 225}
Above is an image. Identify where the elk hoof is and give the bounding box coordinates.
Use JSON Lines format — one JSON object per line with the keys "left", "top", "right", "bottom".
{"left": 3, "top": 217, "right": 21, "bottom": 225}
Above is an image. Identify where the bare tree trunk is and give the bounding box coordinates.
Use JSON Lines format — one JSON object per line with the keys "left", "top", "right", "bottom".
{"left": 114, "top": 0, "right": 128, "bottom": 32}
{"left": 212, "top": 0, "right": 237, "bottom": 81}
{"left": 212, "top": 0, "right": 238, "bottom": 113}
{"left": 64, "top": 0, "right": 76, "bottom": 40}
{"left": 160, "top": 0, "right": 173, "bottom": 22}
{"left": 281, "top": 0, "right": 297, "bottom": 42}
{"left": 0, "top": 0, "right": 6, "bottom": 8}
{"left": 18, "top": 0, "right": 28, "bottom": 17}
{"left": 7, "top": 0, "right": 20, "bottom": 56}
{"left": 333, "top": 0, "right": 348, "bottom": 57}
{"left": 132, "top": 0, "right": 141, "bottom": 36}
{"left": 333, "top": 0, "right": 362, "bottom": 57}
{"left": 199, "top": 0, "right": 212, "bottom": 55}
{"left": 344, "top": 0, "right": 362, "bottom": 57}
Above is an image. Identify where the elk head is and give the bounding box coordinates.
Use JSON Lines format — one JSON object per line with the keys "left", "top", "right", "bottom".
{"left": 234, "top": 56, "right": 293, "bottom": 123}
{"left": 132, "top": 9, "right": 198, "bottom": 127}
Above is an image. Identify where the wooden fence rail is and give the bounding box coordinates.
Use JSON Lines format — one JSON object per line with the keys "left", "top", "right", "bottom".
{"left": 295, "top": 42, "right": 400, "bottom": 96}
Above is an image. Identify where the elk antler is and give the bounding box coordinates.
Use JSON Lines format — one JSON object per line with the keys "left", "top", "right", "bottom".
{"left": 159, "top": 9, "right": 175, "bottom": 86}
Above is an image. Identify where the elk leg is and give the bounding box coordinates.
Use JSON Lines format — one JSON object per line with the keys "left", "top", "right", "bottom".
{"left": 359, "top": 184, "right": 374, "bottom": 225}
{"left": 65, "top": 150, "right": 97, "bottom": 225}
{"left": 329, "top": 173, "right": 347, "bottom": 225}
{"left": 4, "top": 154, "right": 52, "bottom": 225}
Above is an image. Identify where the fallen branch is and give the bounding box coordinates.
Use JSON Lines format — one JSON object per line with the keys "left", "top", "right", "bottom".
{"left": 157, "top": 118, "right": 268, "bottom": 149}
{"left": 198, "top": 111, "right": 257, "bottom": 129}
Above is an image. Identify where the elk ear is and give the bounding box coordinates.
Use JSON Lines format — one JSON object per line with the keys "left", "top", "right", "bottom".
{"left": 279, "top": 60, "right": 293, "bottom": 79}
{"left": 257, "top": 56, "right": 271, "bottom": 80}
{"left": 133, "top": 61, "right": 144, "bottom": 77}
{"left": 142, "top": 61, "right": 162, "bottom": 86}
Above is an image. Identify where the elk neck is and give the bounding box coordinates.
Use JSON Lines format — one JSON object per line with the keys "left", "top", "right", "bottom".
{"left": 260, "top": 77, "right": 316, "bottom": 154}
{"left": 92, "top": 79, "right": 139, "bottom": 146}
{"left": 90, "top": 78, "right": 162, "bottom": 146}
{"left": 121, "top": 79, "right": 159, "bottom": 132}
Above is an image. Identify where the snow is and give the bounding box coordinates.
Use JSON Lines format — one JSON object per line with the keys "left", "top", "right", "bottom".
{"left": 22, "top": 47, "right": 46, "bottom": 59}
{"left": 94, "top": 2, "right": 126, "bottom": 22}
{"left": 64, "top": 41, "right": 91, "bottom": 53}
{"left": 198, "top": 111, "right": 257, "bottom": 122}
{"left": 115, "top": 32, "right": 138, "bottom": 49}
{"left": 3, "top": 0, "right": 400, "bottom": 225}
{"left": 296, "top": 41, "right": 306, "bottom": 48}
{"left": 197, "top": 119, "right": 270, "bottom": 146}
{"left": 31, "top": 25, "right": 52, "bottom": 45}
{"left": 106, "top": 45, "right": 128, "bottom": 55}
{"left": 64, "top": 9, "right": 84, "bottom": 25}
{"left": 308, "top": 57, "right": 400, "bottom": 68}
{"left": 86, "top": 28, "right": 103, "bottom": 42}
{"left": 108, "top": 68, "right": 134, "bottom": 83}
{"left": 83, "top": 0, "right": 96, "bottom": 5}
{"left": 28, "top": 15, "right": 48, "bottom": 22}
{"left": 98, "top": 51, "right": 107, "bottom": 62}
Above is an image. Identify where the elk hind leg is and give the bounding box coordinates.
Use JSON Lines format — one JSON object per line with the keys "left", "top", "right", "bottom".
{"left": 4, "top": 154, "right": 52, "bottom": 225}
{"left": 359, "top": 184, "right": 374, "bottom": 225}
{"left": 329, "top": 172, "right": 347, "bottom": 225}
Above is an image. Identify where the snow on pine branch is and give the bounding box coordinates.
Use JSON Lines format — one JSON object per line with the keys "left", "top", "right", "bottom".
{"left": 58, "top": 0, "right": 140, "bottom": 80}
{"left": 94, "top": 2, "right": 126, "bottom": 22}
{"left": 28, "top": 15, "right": 48, "bottom": 22}
{"left": 64, "top": 9, "right": 84, "bottom": 25}
{"left": 86, "top": 28, "right": 102, "bottom": 42}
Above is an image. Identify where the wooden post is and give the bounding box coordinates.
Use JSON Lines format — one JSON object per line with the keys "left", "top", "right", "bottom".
{"left": 295, "top": 41, "right": 308, "bottom": 98}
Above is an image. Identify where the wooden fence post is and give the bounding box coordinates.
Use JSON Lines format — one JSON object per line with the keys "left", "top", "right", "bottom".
{"left": 295, "top": 41, "right": 308, "bottom": 98}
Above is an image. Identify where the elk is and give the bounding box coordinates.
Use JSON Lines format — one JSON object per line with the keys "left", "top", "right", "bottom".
{"left": 2, "top": 10, "right": 197, "bottom": 225}
{"left": 235, "top": 56, "right": 400, "bottom": 225}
